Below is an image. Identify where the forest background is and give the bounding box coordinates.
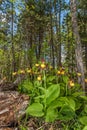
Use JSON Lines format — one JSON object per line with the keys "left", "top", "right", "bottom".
{"left": 0, "top": 0, "right": 87, "bottom": 86}
{"left": 0, "top": 0, "right": 87, "bottom": 130}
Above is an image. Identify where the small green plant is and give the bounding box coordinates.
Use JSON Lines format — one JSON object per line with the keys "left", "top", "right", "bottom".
{"left": 20, "top": 125, "right": 27, "bottom": 130}
{"left": 18, "top": 61, "right": 87, "bottom": 129}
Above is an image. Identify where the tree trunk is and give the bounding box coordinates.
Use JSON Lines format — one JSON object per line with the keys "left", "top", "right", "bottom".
{"left": 50, "top": 1, "right": 55, "bottom": 68}
{"left": 11, "top": 1, "right": 16, "bottom": 72}
{"left": 58, "top": 0, "right": 61, "bottom": 66}
{"left": 85, "top": 43, "right": 87, "bottom": 70}
{"left": 70, "top": 0, "right": 85, "bottom": 92}
{"left": 54, "top": 0, "right": 61, "bottom": 67}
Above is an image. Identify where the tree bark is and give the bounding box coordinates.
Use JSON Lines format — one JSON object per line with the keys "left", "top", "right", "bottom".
{"left": 70, "top": 0, "right": 85, "bottom": 92}
{"left": 11, "top": 1, "right": 16, "bottom": 72}
{"left": 58, "top": 0, "right": 61, "bottom": 66}
{"left": 50, "top": 0, "right": 55, "bottom": 68}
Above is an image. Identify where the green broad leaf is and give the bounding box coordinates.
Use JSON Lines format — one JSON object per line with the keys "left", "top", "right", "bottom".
{"left": 45, "top": 108, "right": 58, "bottom": 122}
{"left": 46, "top": 84, "right": 60, "bottom": 105}
{"left": 38, "top": 87, "right": 46, "bottom": 93}
{"left": 26, "top": 103, "right": 44, "bottom": 117}
{"left": 59, "top": 97, "right": 69, "bottom": 106}
{"left": 58, "top": 105, "right": 75, "bottom": 121}
{"left": 47, "top": 76, "right": 56, "bottom": 82}
{"left": 63, "top": 76, "right": 69, "bottom": 84}
{"left": 34, "top": 80, "right": 42, "bottom": 87}
{"left": 23, "top": 81, "right": 33, "bottom": 90}
{"left": 34, "top": 95, "right": 45, "bottom": 100}
{"left": 79, "top": 116, "right": 87, "bottom": 125}
{"left": 18, "top": 80, "right": 34, "bottom": 94}
{"left": 72, "top": 91, "right": 84, "bottom": 97}
{"left": 48, "top": 99, "right": 64, "bottom": 109}
{"left": 83, "top": 126, "right": 87, "bottom": 130}
{"left": 75, "top": 101, "right": 82, "bottom": 110}
{"left": 67, "top": 97, "right": 75, "bottom": 111}
{"left": 56, "top": 97, "right": 75, "bottom": 111}
{"left": 80, "top": 96, "right": 87, "bottom": 101}
{"left": 84, "top": 105, "right": 87, "bottom": 113}
{"left": 48, "top": 97, "right": 69, "bottom": 109}
{"left": 48, "top": 97, "right": 68, "bottom": 109}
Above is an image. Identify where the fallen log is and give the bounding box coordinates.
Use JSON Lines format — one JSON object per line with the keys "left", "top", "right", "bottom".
{"left": 0, "top": 127, "right": 18, "bottom": 130}
{"left": 0, "top": 91, "right": 29, "bottom": 129}
{"left": 0, "top": 82, "right": 16, "bottom": 91}
{"left": 0, "top": 75, "right": 25, "bottom": 91}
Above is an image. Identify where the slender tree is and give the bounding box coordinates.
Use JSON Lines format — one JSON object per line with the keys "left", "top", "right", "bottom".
{"left": 11, "top": 0, "right": 16, "bottom": 72}
{"left": 70, "top": 0, "right": 85, "bottom": 92}
{"left": 58, "top": 0, "right": 62, "bottom": 66}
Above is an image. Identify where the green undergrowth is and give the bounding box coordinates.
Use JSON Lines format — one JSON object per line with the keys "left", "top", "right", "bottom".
{"left": 18, "top": 62, "right": 87, "bottom": 130}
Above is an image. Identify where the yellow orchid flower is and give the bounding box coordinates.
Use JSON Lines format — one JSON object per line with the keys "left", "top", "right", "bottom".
{"left": 69, "top": 80, "right": 75, "bottom": 87}
{"left": 37, "top": 75, "right": 42, "bottom": 81}
{"left": 26, "top": 69, "right": 32, "bottom": 73}
{"left": 61, "top": 70, "right": 65, "bottom": 75}
{"left": 12, "top": 72, "right": 17, "bottom": 76}
{"left": 57, "top": 71, "right": 61, "bottom": 75}
{"left": 41, "top": 63, "right": 46, "bottom": 69}
{"left": 85, "top": 79, "right": 87, "bottom": 83}
{"left": 20, "top": 70, "right": 25, "bottom": 74}
{"left": 35, "top": 64, "right": 39, "bottom": 67}
{"left": 77, "top": 73, "right": 81, "bottom": 76}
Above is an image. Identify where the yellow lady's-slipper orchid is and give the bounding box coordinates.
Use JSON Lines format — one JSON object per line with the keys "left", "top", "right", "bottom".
{"left": 61, "top": 70, "right": 65, "bottom": 75}
{"left": 77, "top": 73, "right": 81, "bottom": 76}
{"left": 26, "top": 69, "right": 32, "bottom": 73}
{"left": 35, "top": 64, "right": 39, "bottom": 67}
{"left": 12, "top": 72, "right": 17, "bottom": 76}
{"left": 69, "top": 80, "right": 75, "bottom": 87}
{"left": 20, "top": 70, "right": 25, "bottom": 74}
{"left": 85, "top": 79, "right": 87, "bottom": 83}
{"left": 37, "top": 75, "right": 42, "bottom": 81}
{"left": 41, "top": 63, "right": 46, "bottom": 69}
{"left": 57, "top": 70, "right": 61, "bottom": 75}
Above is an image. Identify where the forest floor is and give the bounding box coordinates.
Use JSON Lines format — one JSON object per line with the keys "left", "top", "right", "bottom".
{"left": 0, "top": 82, "right": 62, "bottom": 130}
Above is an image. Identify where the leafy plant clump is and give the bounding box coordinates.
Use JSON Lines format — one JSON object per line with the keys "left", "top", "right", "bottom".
{"left": 18, "top": 61, "right": 87, "bottom": 129}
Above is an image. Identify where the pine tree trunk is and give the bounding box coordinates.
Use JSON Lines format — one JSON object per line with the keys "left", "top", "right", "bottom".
{"left": 50, "top": 1, "right": 55, "bottom": 68}
{"left": 11, "top": 1, "right": 16, "bottom": 72}
{"left": 70, "top": 0, "right": 85, "bottom": 92}
{"left": 58, "top": 0, "right": 61, "bottom": 66}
